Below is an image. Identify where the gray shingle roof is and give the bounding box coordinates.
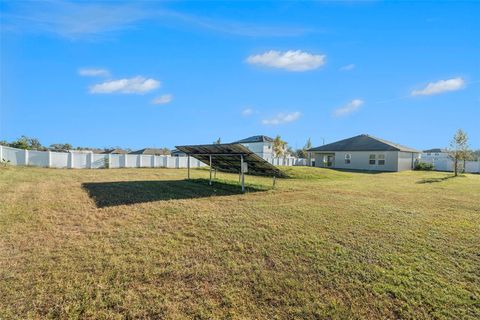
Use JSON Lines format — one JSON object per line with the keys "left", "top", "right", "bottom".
{"left": 234, "top": 135, "right": 274, "bottom": 143}
{"left": 423, "top": 148, "right": 448, "bottom": 153}
{"left": 129, "top": 148, "right": 170, "bottom": 155}
{"left": 308, "top": 134, "right": 419, "bottom": 153}
{"left": 102, "top": 148, "right": 128, "bottom": 154}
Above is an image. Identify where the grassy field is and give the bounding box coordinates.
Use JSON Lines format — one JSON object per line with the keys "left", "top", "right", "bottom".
{"left": 0, "top": 166, "right": 479, "bottom": 319}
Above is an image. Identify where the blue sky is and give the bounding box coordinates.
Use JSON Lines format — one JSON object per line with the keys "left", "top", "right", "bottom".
{"left": 1, "top": 1, "right": 479, "bottom": 151}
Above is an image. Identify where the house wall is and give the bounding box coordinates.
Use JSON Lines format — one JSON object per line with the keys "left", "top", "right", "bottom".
{"left": 240, "top": 141, "right": 274, "bottom": 158}
{"left": 340, "top": 151, "right": 399, "bottom": 171}
{"left": 397, "top": 151, "right": 420, "bottom": 171}
{"left": 313, "top": 151, "right": 406, "bottom": 171}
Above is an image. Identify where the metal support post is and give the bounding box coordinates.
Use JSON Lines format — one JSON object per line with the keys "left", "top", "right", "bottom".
{"left": 240, "top": 155, "right": 245, "bottom": 193}
{"left": 209, "top": 155, "right": 212, "bottom": 185}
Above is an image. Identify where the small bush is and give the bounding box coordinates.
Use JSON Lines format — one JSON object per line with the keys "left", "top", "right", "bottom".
{"left": 103, "top": 157, "right": 110, "bottom": 169}
{"left": 415, "top": 162, "right": 434, "bottom": 171}
{"left": 1, "top": 158, "right": 11, "bottom": 168}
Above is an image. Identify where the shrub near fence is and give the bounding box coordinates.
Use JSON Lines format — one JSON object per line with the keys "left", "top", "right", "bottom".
{"left": 0, "top": 145, "right": 308, "bottom": 169}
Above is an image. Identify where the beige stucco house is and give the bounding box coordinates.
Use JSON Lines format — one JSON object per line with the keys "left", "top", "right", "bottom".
{"left": 308, "top": 134, "right": 420, "bottom": 172}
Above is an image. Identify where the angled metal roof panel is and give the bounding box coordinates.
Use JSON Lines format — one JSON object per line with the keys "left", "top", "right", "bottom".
{"left": 175, "top": 143, "right": 286, "bottom": 177}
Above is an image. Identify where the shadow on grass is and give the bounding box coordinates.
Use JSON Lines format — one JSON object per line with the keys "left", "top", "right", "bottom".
{"left": 82, "top": 179, "right": 266, "bottom": 208}
{"left": 416, "top": 174, "right": 464, "bottom": 184}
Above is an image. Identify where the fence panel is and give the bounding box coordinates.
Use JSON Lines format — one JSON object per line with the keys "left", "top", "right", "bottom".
{"left": 92, "top": 154, "right": 108, "bottom": 169}
{"left": 72, "top": 153, "right": 88, "bottom": 169}
{"left": 1, "top": 146, "right": 309, "bottom": 170}
{"left": 420, "top": 159, "right": 479, "bottom": 173}
{"left": 139, "top": 155, "right": 152, "bottom": 168}
{"left": 50, "top": 152, "right": 68, "bottom": 168}
{"left": 28, "top": 150, "right": 49, "bottom": 167}
{"left": 178, "top": 157, "right": 187, "bottom": 168}
{"left": 465, "top": 160, "right": 480, "bottom": 173}
{"left": 124, "top": 154, "right": 135, "bottom": 168}
{"left": 2, "top": 146, "right": 25, "bottom": 165}
{"left": 109, "top": 154, "right": 120, "bottom": 168}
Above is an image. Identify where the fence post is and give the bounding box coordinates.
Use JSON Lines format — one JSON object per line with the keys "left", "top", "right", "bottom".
{"left": 152, "top": 155, "right": 156, "bottom": 168}
{"left": 108, "top": 154, "right": 111, "bottom": 169}
{"left": 48, "top": 151, "right": 52, "bottom": 168}
{"left": 89, "top": 153, "right": 94, "bottom": 169}
{"left": 69, "top": 152, "right": 74, "bottom": 168}
{"left": 24, "top": 149, "right": 29, "bottom": 166}
{"left": 123, "top": 154, "right": 127, "bottom": 168}
{"left": 0, "top": 145, "right": 3, "bottom": 161}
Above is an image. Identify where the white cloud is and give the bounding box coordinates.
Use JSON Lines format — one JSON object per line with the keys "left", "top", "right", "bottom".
{"left": 339, "top": 64, "right": 355, "bottom": 71}
{"left": 242, "top": 108, "right": 254, "bottom": 116}
{"left": 333, "top": 99, "right": 364, "bottom": 117}
{"left": 90, "top": 76, "right": 160, "bottom": 94}
{"left": 78, "top": 68, "right": 110, "bottom": 77}
{"left": 246, "top": 50, "right": 326, "bottom": 72}
{"left": 411, "top": 77, "right": 465, "bottom": 96}
{"left": 152, "top": 94, "right": 173, "bottom": 104}
{"left": 262, "top": 112, "right": 301, "bottom": 125}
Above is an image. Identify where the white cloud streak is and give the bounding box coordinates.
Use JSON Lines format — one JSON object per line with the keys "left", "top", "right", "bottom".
{"left": 152, "top": 94, "right": 173, "bottom": 104}
{"left": 2, "top": 1, "right": 150, "bottom": 39}
{"left": 339, "top": 64, "right": 355, "bottom": 71}
{"left": 1, "top": 2, "right": 312, "bottom": 39}
{"left": 90, "top": 76, "right": 160, "bottom": 94}
{"left": 242, "top": 108, "right": 254, "bottom": 116}
{"left": 411, "top": 77, "right": 465, "bottom": 96}
{"left": 262, "top": 112, "right": 301, "bottom": 125}
{"left": 333, "top": 99, "right": 364, "bottom": 117}
{"left": 78, "top": 68, "right": 110, "bottom": 77}
{"left": 247, "top": 50, "right": 326, "bottom": 72}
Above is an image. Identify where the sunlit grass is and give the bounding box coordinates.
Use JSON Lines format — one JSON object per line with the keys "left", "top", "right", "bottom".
{"left": 0, "top": 166, "right": 479, "bottom": 319}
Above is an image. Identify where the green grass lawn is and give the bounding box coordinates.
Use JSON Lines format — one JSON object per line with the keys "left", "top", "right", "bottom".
{"left": 0, "top": 166, "right": 479, "bottom": 319}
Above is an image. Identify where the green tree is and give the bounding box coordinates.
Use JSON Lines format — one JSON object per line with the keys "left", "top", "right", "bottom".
{"left": 273, "top": 135, "right": 286, "bottom": 157}
{"left": 10, "top": 136, "right": 45, "bottom": 150}
{"left": 49, "top": 143, "right": 73, "bottom": 152}
{"left": 448, "top": 129, "right": 469, "bottom": 176}
{"left": 295, "top": 138, "right": 312, "bottom": 158}
{"left": 214, "top": 137, "right": 221, "bottom": 144}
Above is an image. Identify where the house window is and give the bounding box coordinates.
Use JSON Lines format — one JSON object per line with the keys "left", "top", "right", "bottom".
{"left": 345, "top": 153, "right": 351, "bottom": 164}
{"left": 369, "top": 154, "right": 376, "bottom": 165}
{"left": 378, "top": 154, "right": 385, "bottom": 165}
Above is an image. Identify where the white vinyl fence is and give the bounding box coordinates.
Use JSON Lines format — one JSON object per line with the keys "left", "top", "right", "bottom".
{"left": 0, "top": 145, "right": 307, "bottom": 169}
{"left": 419, "top": 158, "right": 480, "bottom": 174}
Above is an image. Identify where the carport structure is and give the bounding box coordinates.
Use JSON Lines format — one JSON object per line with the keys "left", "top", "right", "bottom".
{"left": 175, "top": 143, "right": 286, "bottom": 192}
